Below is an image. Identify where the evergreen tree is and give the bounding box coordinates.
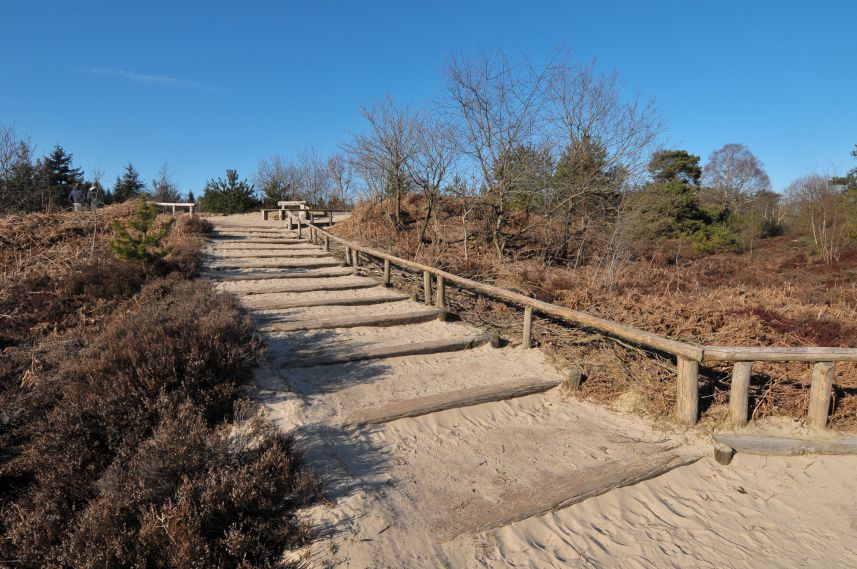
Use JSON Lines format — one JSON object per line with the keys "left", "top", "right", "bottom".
{"left": 186, "top": 190, "right": 195, "bottom": 203}
{"left": 38, "top": 145, "right": 84, "bottom": 210}
{"left": 113, "top": 163, "right": 146, "bottom": 203}
{"left": 199, "top": 169, "right": 257, "bottom": 213}
{"left": 110, "top": 197, "right": 174, "bottom": 263}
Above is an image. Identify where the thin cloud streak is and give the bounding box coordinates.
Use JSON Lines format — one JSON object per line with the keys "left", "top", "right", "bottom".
{"left": 82, "top": 67, "right": 222, "bottom": 93}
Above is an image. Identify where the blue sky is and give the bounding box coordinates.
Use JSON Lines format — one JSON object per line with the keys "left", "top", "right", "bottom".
{"left": 1, "top": 0, "right": 855, "bottom": 195}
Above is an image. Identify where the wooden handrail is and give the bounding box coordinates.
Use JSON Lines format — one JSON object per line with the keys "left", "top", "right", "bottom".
{"left": 301, "top": 219, "right": 856, "bottom": 429}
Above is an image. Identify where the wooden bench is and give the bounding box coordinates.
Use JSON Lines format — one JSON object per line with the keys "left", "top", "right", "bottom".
{"left": 261, "top": 208, "right": 287, "bottom": 220}
{"left": 154, "top": 202, "right": 195, "bottom": 216}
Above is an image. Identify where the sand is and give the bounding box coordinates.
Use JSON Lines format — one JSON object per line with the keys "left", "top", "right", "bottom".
{"left": 207, "top": 213, "right": 857, "bottom": 568}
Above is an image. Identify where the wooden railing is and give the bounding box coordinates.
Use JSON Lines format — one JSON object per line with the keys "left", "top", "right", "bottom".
{"left": 299, "top": 220, "right": 857, "bottom": 429}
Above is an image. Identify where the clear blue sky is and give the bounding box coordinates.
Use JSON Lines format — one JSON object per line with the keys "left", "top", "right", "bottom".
{"left": 1, "top": 0, "right": 854, "bottom": 195}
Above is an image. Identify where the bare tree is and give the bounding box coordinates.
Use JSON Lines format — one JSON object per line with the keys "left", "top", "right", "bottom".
{"left": 786, "top": 173, "right": 850, "bottom": 263}
{"left": 255, "top": 155, "right": 304, "bottom": 206}
{"left": 407, "top": 114, "right": 458, "bottom": 243}
{"left": 150, "top": 163, "right": 182, "bottom": 202}
{"left": 702, "top": 143, "right": 771, "bottom": 214}
{"left": 325, "top": 154, "right": 355, "bottom": 209}
{"left": 343, "top": 96, "right": 417, "bottom": 225}
{"left": 442, "top": 49, "right": 550, "bottom": 259}
{"left": 298, "top": 148, "right": 335, "bottom": 207}
{"left": 546, "top": 61, "right": 663, "bottom": 262}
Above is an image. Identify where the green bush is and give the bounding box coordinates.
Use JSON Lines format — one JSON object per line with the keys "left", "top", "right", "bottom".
{"left": 109, "top": 197, "right": 173, "bottom": 263}
{"left": 691, "top": 223, "right": 741, "bottom": 253}
{"left": 199, "top": 169, "right": 258, "bottom": 214}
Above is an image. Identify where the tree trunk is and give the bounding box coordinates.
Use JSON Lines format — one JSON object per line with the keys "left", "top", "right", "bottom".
{"left": 419, "top": 193, "right": 435, "bottom": 243}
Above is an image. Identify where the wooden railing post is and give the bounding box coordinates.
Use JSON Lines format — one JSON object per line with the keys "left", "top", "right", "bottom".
{"left": 522, "top": 305, "right": 533, "bottom": 349}
{"left": 344, "top": 246, "right": 351, "bottom": 265}
{"left": 435, "top": 275, "right": 445, "bottom": 309}
{"left": 729, "top": 361, "right": 753, "bottom": 426}
{"left": 676, "top": 357, "right": 699, "bottom": 425}
{"left": 324, "top": 235, "right": 330, "bottom": 251}
{"left": 808, "top": 361, "right": 836, "bottom": 429}
{"left": 383, "top": 259, "right": 391, "bottom": 287}
{"left": 352, "top": 248, "right": 359, "bottom": 268}
{"left": 297, "top": 220, "right": 303, "bottom": 239}
{"left": 423, "top": 271, "right": 432, "bottom": 304}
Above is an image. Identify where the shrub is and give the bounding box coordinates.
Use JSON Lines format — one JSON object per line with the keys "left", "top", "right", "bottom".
{"left": 199, "top": 170, "right": 258, "bottom": 214}
{"left": 110, "top": 197, "right": 174, "bottom": 263}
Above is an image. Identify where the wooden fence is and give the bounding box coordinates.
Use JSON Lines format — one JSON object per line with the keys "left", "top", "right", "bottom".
{"left": 154, "top": 202, "right": 195, "bottom": 216}
{"left": 302, "top": 220, "right": 856, "bottom": 429}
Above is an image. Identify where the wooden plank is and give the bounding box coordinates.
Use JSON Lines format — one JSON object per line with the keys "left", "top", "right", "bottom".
{"left": 241, "top": 281, "right": 379, "bottom": 295}
{"left": 248, "top": 292, "right": 408, "bottom": 311}
{"left": 675, "top": 356, "right": 699, "bottom": 425}
{"left": 346, "top": 377, "right": 561, "bottom": 426}
{"left": 729, "top": 361, "right": 753, "bottom": 426}
{"left": 807, "top": 361, "right": 835, "bottom": 429}
{"left": 208, "top": 260, "right": 341, "bottom": 270}
{"left": 210, "top": 252, "right": 335, "bottom": 259}
{"left": 436, "top": 453, "right": 699, "bottom": 543}
{"left": 208, "top": 238, "right": 304, "bottom": 244}
{"left": 284, "top": 332, "right": 500, "bottom": 368}
{"left": 212, "top": 268, "right": 355, "bottom": 281}
{"left": 705, "top": 346, "right": 857, "bottom": 362}
{"left": 260, "top": 308, "right": 443, "bottom": 333}
{"left": 714, "top": 433, "right": 857, "bottom": 456}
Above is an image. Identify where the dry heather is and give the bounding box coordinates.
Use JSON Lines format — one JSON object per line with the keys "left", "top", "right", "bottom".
{"left": 334, "top": 196, "right": 857, "bottom": 430}
{"left": 0, "top": 207, "right": 319, "bottom": 568}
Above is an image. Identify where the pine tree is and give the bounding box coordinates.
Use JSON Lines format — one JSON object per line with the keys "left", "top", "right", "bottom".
{"left": 113, "top": 163, "right": 146, "bottom": 203}
{"left": 199, "top": 169, "right": 257, "bottom": 213}
{"left": 186, "top": 190, "right": 195, "bottom": 203}
{"left": 38, "top": 145, "right": 84, "bottom": 210}
{"left": 109, "top": 197, "right": 174, "bottom": 263}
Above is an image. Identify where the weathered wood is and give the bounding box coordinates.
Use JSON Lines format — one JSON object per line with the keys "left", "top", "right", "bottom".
{"left": 713, "top": 443, "right": 735, "bottom": 465}
{"left": 435, "top": 275, "right": 445, "bottom": 309}
{"left": 352, "top": 248, "right": 359, "bottom": 268}
{"left": 241, "top": 281, "right": 379, "bottom": 295}
{"left": 522, "top": 305, "right": 533, "bottom": 349}
{"left": 807, "top": 361, "right": 836, "bottom": 429}
{"left": 564, "top": 365, "right": 584, "bottom": 390}
{"left": 714, "top": 433, "right": 857, "bottom": 456}
{"left": 212, "top": 268, "right": 355, "bottom": 281}
{"left": 212, "top": 252, "right": 335, "bottom": 259}
{"left": 729, "top": 361, "right": 753, "bottom": 426}
{"left": 346, "top": 378, "right": 561, "bottom": 426}
{"left": 383, "top": 259, "right": 391, "bottom": 287}
{"left": 248, "top": 292, "right": 407, "bottom": 311}
{"left": 208, "top": 239, "right": 304, "bottom": 245}
{"left": 436, "top": 453, "right": 699, "bottom": 542}
{"left": 324, "top": 235, "right": 329, "bottom": 251}
{"left": 705, "top": 346, "right": 857, "bottom": 362}
{"left": 305, "top": 224, "right": 704, "bottom": 361}
{"left": 208, "top": 260, "right": 341, "bottom": 270}
{"left": 344, "top": 246, "right": 351, "bottom": 265}
{"left": 285, "top": 332, "right": 499, "bottom": 368}
{"left": 260, "top": 308, "right": 443, "bottom": 333}
{"left": 675, "top": 356, "right": 699, "bottom": 425}
{"left": 423, "top": 270, "right": 431, "bottom": 304}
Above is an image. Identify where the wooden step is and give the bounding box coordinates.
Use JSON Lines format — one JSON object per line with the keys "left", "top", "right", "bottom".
{"left": 284, "top": 332, "right": 500, "bottom": 368}
{"left": 241, "top": 281, "right": 378, "bottom": 295}
{"left": 209, "top": 237, "right": 304, "bottom": 244}
{"left": 212, "top": 268, "right": 355, "bottom": 281}
{"left": 346, "top": 377, "right": 561, "bottom": 426}
{"left": 436, "top": 452, "right": 699, "bottom": 542}
{"left": 260, "top": 308, "right": 444, "bottom": 333}
{"left": 249, "top": 292, "right": 408, "bottom": 311}
{"left": 208, "top": 260, "right": 341, "bottom": 270}
{"left": 211, "top": 252, "right": 334, "bottom": 259}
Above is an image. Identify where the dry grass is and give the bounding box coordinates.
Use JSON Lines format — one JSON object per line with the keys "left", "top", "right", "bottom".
{"left": 334, "top": 196, "right": 857, "bottom": 430}
{"left": 0, "top": 208, "right": 320, "bottom": 567}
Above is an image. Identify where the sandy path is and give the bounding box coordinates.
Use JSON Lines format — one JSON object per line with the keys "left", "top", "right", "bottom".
{"left": 205, "top": 213, "right": 857, "bottom": 568}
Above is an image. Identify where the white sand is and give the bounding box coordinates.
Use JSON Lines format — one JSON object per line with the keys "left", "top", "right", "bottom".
{"left": 208, "top": 214, "right": 857, "bottom": 568}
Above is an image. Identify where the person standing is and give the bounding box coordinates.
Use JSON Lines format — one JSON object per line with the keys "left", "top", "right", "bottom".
{"left": 68, "top": 184, "right": 85, "bottom": 211}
